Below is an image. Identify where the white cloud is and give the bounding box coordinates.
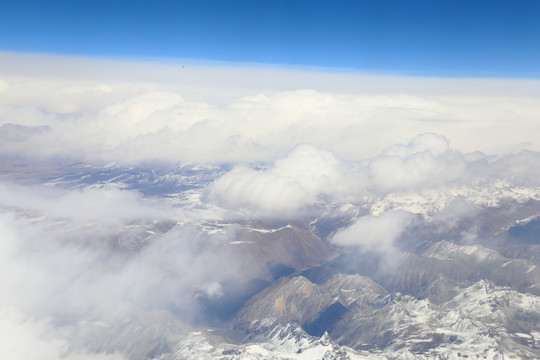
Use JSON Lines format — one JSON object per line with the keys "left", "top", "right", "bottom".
{"left": 205, "top": 144, "right": 348, "bottom": 212}
{"left": 368, "top": 133, "right": 466, "bottom": 192}
{"left": 1, "top": 52, "right": 540, "bottom": 164}
{"left": 0, "top": 189, "right": 246, "bottom": 357}
{"left": 331, "top": 210, "right": 413, "bottom": 252}
{"left": 0, "top": 78, "right": 7, "bottom": 92}
{"left": 0, "top": 309, "right": 126, "bottom": 360}
{"left": 0, "top": 182, "right": 168, "bottom": 225}
{"left": 194, "top": 282, "right": 224, "bottom": 299}
{"left": 381, "top": 132, "right": 450, "bottom": 157}
{"left": 204, "top": 132, "right": 540, "bottom": 215}
{"left": 0, "top": 184, "right": 240, "bottom": 315}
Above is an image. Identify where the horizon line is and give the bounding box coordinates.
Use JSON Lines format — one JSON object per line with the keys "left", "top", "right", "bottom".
{"left": 2, "top": 49, "right": 540, "bottom": 81}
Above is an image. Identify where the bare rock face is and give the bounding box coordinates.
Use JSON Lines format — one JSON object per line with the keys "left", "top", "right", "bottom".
{"left": 235, "top": 272, "right": 386, "bottom": 330}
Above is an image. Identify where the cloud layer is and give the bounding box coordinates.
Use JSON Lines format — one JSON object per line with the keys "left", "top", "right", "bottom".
{"left": 2, "top": 52, "right": 540, "bottom": 358}
{"left": 2, "top": 52, "right": 540, "bottom": 165}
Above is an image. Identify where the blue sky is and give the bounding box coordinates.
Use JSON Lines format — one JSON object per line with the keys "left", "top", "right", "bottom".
{"left": 1, "top": 0, "right": 539, "bottom": 77}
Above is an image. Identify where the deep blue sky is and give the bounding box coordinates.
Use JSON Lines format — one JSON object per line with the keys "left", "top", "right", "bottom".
{"left": 1, "top": 0, "right": 539, "bottom": 77}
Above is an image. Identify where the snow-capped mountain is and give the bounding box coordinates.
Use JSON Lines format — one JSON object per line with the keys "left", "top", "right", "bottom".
{"left": 2, "top": 160, "right": 540, "bottom": 360}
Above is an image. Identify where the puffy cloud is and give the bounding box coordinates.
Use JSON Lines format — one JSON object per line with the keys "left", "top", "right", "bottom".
{"left": 205, "top": 134, "right": 464, "bottom": 214}
{"left": 205, "top": 144, "right": 348, "bottom": 212}
{"left": 331, "top": 210, "right": 414, "bottom": 253}
{"left": 368, "top": 133, "right": 466, "bottom": 192}
{"left": 381, "top": 132, "right": 450, "bottom": 157}
{"left": 205, "top": 133, "right": 540, "bottom": 214}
